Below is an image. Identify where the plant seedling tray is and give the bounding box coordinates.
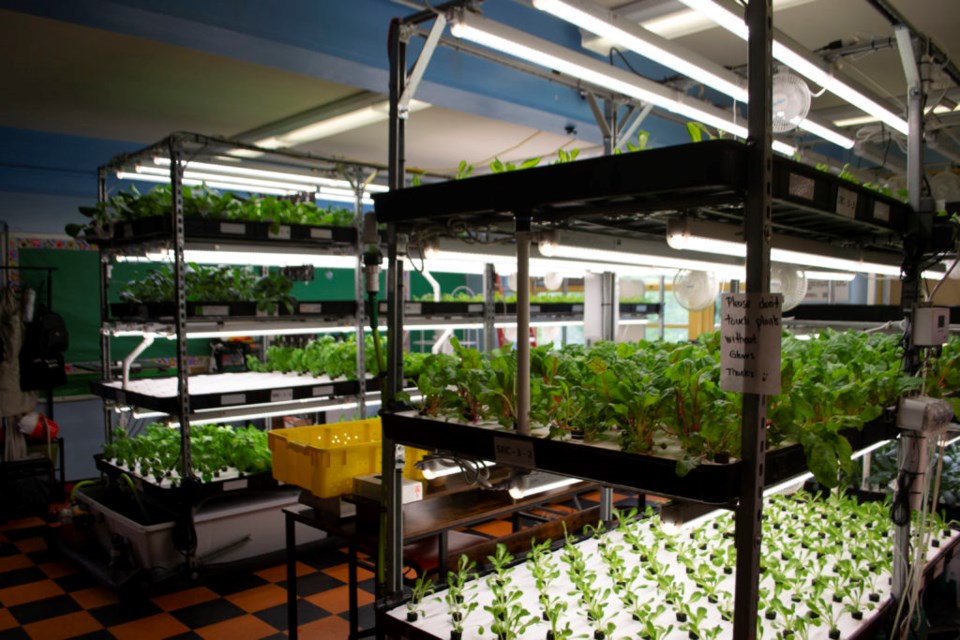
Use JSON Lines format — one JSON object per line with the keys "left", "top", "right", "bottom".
{"left": 94, "top": 453, "right": 278, "bottom": 498}
{"left": 618, "top": 302, "right": 662, "bottom": 315}
{"left": 89, "top": 216, "right": 357, "bottom": 248}
{"left": 382, "top": 412, "right": 896, "bottom": 504}
{"left": 90, "top": 371, "right": 363, "bottom": 413}
{"left": 373, "top": 140, "right": 909, "bottom": 242}
{"left": 110, "top": 301, "right": 259, "bottom": 320}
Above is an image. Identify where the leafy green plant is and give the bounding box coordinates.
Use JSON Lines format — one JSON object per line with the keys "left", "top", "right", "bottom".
{"left": 406, "top": 574, "right": 434, "bottom": 622}
{"left": 489, "top": 156, "right": 542, "bottom": 173}
{"left": 69, "top": 184, "right": 355, "bottom": 238}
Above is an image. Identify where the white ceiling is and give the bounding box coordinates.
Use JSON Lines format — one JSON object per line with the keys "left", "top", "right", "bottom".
{"left": 2, "top": 1, "right": 958, "bottom": 178}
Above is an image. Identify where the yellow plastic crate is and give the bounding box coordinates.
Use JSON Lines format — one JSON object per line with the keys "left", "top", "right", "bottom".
{"left": 268, "top": 418, "right": 428, "bottom": 499}
{"left": 269, "top": 418, "right": 382, "bottom": 498}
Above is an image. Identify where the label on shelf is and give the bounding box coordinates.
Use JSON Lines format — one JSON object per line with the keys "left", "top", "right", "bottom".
{"left": 493, "top": 436, "right": 535, "bottom": 468}
{"left": 198, "top": 305, "right": 229, "bottom": 317}
{"left": 221, "top": 393, "right": 247, "bottom": 405}
{"left": 530, "top": 305, "right": 541, "bottom": 312}
{"left": 873, "top": 202, "right": 890, "bottom": 222}
{"left": 836, "top": 188, "right": 858, "bottom": 218}
{"left": 312, "top": 385, "right": 334, "bottom": 397}
{"left": 311, "top": 228, "right": 333, "bottom": 240}
{"left": 269, "top": 225, "right": 291, "bottom": 240}
{"left": 299, "top": 303, "right": 324, "bottom": 313}
{"left": 404, "top": 303, "right": 422, "bottom": 315}
{"left": 122, "top": 223, "right": 133, "bottom": 239}
{"left": 468, "top": 304, "right": 483, "bottom": 313}
{"left": 719, "top": 293, "right": 781, "bottom": 395}
{"left": 271, "top": 388, "right": 294, "bottom": 402}
{"left": 788, "top": 173, "right": 815, "bottom": 200}
{"left": 220, "top": 222, "right": 246, "bottom": 235}
{"left": 222, "top": 479, "right": 249, "bottom": 492}
{"left": 572, "top": 305, "right": 584, "bottom": 312}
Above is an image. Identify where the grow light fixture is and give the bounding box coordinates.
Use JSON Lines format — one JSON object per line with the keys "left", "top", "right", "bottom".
{"left": 506, "top": 470, "right": 582, "bottom": 499}
{"left": 547, "top": 244, "right": 746, "bottom": 280}
{"left": 533, "top": 0, "right": 748, "bottom": 103}
{"left": 448, "top": 11, "right": 796, "bottom": 157}
{"left": 665, "top": 218, "right": 903, "bottom": 276}
{"left": 416, "top": 455, "right": 495, "bottom": 480}
{"left": 151, "top": 157, "right": 389, "bottom": 194}
{"left": 116, "top": 247, "right": 362, "bottom": 269}
{"left": 115, "top": 171, "right": 298, "bottom": 197}
{"left": 676, "top": 0, "right": 909, "bottom": 135}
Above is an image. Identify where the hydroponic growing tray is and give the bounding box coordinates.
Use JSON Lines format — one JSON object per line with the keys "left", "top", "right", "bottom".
{"left": 380, "top": 301, "right": 594, "bottom": 318}
{"left": 110, "top": 299, "right": 357, "bottom": 321}
{"left": 372, "top": 140, "right": 909, "bottom": 251}
{"left": 382, "top": 412, "right": 897, "bottom": 505}
{"left": 90, "top": 371, "right": 368, "bottom": 413}
{"left": 88, "top": 216, "right": 356, "bottom": 248}
{"left": 94, "top": 453, "right": 278, "bottom": 497}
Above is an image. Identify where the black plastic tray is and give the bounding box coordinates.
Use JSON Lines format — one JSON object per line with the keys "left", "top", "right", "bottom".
{"left": 88, "top": 216, "right": 356, "bottom": 248}
{"left": 373, "top": 140, "right": 909, "bottom": 243}
{"left": 90, "top": 372, "right": 366, "bottom": 413}
{"left": 382, "top": 412, "right": 897, "bottom": 505}
{"left": 94, "top": 454, "right": 278, "bottom": 499}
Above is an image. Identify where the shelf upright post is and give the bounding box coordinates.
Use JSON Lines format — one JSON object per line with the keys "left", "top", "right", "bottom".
{"left": 516, "top": 215, "right": 532, "bottom": 437}
{"left": 167, "top": 137, "right": 192, "bottom": 481}
{"left": 97, "top": 167, "right": 114, "bottom": 446}
{"left": 382, "top": 13, "right": 408, "bottom": 602}
{"left": 352, "top": 167, "right": 367, "bottom": 417}
{"left": 733, "top": 1, "right": 773, "bottom": 639}
{"left": 483, "top": 263, "right": 496, "bottom": 352}
{"left": 892, "top": 24, "right": 925, "bottom": 604}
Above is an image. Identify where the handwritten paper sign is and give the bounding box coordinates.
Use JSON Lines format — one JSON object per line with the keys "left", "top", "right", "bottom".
{"left": 720, "top": 293, "right": 782, "bottom": 395}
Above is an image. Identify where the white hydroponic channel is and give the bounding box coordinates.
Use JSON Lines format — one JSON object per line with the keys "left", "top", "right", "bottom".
{"left": 388, "top": 491, "right": 958, "bottom": 640}
{"left": 103, "top": 371, "right": 343, "bottom": 398}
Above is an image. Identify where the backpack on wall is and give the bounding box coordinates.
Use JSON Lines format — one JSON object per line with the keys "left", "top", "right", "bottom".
{"left": 19, "top": 309, "right": 68, "bottom": 391}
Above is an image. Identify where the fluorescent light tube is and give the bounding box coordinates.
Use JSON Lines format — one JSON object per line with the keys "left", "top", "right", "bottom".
{"left": 677, "top": 0, "right": 908, "bottom": 135}
{"left": 804, "top": 271, "right": 857, "bottom": 282}
{"left": 135, "top": 165, "right": 317, "bottom": 193}
{"left": 507, "top": 471, "right": 581, "bottom": 499}
{"left": 548, "top": 244, "right": 746, "bottom": 279}
{"left": 115, "top": 171, "right": 297, "bottom": 196}
{"left": 533, "top": 0, "right": 748, "bottom": 102}
{"left": 795, "top": 118, "right": 855, "bottom": 149}
{"left": 450, "top": 12, "right": 796, "bottom": 156}
{"left": 262, "top": 99, "right": 431, "bottom": 145}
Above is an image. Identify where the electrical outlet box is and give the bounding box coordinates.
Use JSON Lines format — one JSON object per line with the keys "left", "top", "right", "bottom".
{"left": 913, "top": 306, "right": 950, "bottom": 346}
{"left": 897, "top": 396, "right": 954, "bottom": 435}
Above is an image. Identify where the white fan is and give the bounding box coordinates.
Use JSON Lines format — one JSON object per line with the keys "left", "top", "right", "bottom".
{"left": 771, "top": 264, "right": 808, "bottom": 311}
{"left": 931, "top": 171, "right": 960, "bottom": 203}
{"left": 673, "top": 270, "right": 720, "bottom": 311}
{"left": 772, "top": 70, "right": 812, "bottom": 133}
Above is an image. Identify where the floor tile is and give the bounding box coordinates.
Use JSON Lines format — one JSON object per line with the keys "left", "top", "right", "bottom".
{"left": 0, "top": 520, "right": 45, "bottom": 535}
{"left": 54, "top": 570, "right": 100, "bottom": 592}
{"left": 13, "top": 538, "right": 45, "bottom": 554}
{"left": 0, "top": 578, "right": 65, "bottom": 607}
{"left": 87, "top": 598, "right": 164, "bottom": 627}
{"left": 297, "top": 613, "right": 349, "bottom": 639}
{"left": 338, "top": 601, "right": 376, "bottom": 630}
{"left": 194, "top": 613, "right": 278, "bottom": 640}
{"left": 153, "top": 586, "right": 220, "bottom": 612}
{"left": 70, "top": 585, "right": 120, "bottom": 610}
{"left": 254, "top": 599, "right": 328, "bottom": 631}
{"left": 321, "top": 562, "right": 374, "bottom": 584}
{"left": 225, "top": 584, "right": 288, "bottom": 613}
{"left": 0, "top": 609, "right": 16, "bottom": 631}
{"left": 109, "top": 612, "right": 191, "bottom": 640}
{"left": 169, "top": 598, "right": 246, "bottom": 629}
{"left": 305, "top": 585, "right": 374, "bottom": 615}
{"left": 280, "top": 570, "right": 343, "bottom": 597}
{"left": 202, "top": 572, "right": 269, "bottom": 597}
{"left": 300, "top": 548, "right": 349, "bottom": 571}
{"left": 8, "top": 593, "right": 81, "bottom": 624}
{"left": 0, "top": 626, "right": 30, "bottom": 639}
{"left": 358, "top": 577, "right": 377, "bottom": 593}
{"left": 0, "top": 558, "right": 31, "bottom": 576}
{"left": 0, "top": 545, "right": 18, "bottom": 559}
{"left": 0, "top": 567, "right": 47, "bottom": 590}
{"left": 470, "top": 519, "right": 513, "bottom": 538}
{"left": 164, "top": 632, "right": 203, "bottom": 640}
{"left": 254, "top": 561, "right": 314, "bottom": 584}
{"left": 37, "top": 560, "right": 78, "bottom": 579}
{"left": 20, "top": 610, "right": 102, "bottom": 640}
{"left": 69, "top": 630, "right": 116, "bottom": 640}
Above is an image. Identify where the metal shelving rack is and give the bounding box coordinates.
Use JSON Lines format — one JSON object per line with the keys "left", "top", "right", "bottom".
{"left": 87, "top": 133, "right": 383, "bottom": 540}
{"left": 372, "top": 3, "right": 934, "bottom": 640}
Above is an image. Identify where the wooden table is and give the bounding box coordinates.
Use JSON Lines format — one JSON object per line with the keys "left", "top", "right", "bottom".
{"left": 283, "top": 481, "right": 599, "bottom": 640}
